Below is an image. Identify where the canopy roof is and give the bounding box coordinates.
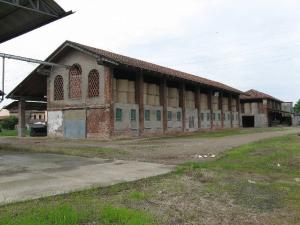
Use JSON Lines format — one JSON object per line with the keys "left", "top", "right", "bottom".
{"left": 0, "top": 0, "right": 72, "bottom": 43}
{"left": 4, "top": 100, "right": 47, "bottom": 112}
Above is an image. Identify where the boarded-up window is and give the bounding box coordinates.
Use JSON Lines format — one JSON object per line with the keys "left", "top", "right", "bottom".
{"left": 88, "top": 69, "right": 100, "bottom": 97}
{"left": 177, "top": 112, "right": 181, "bottom": 121}
{"left": 69, "top": 64, "right": 82, "bottom": 99}
{"left": 145, "top": 110, "right": 150, "bottom": 121}
{"left": 116, "top": 108, "right": 122, "bottom": 121}
{"left": 168, "top": 111, "right": 172, "bottom": 121}
{"left": 131, "top": 109, "right": 136, "bottom": 121}
{"left": 156, "top": 110, "right": 161, "bottom": 121}
{"left": 54, "top": 75, "right": 64, "bottom": 100}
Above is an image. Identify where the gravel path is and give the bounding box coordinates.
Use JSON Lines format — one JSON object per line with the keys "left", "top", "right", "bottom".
{"left": 0, "top": 127, "right": 299, "bottom": 165}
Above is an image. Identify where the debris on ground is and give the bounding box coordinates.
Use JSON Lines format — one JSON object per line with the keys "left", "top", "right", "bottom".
{"left": 295, "top": 178, "right": 300, "bottom": 182}
{"left": 248, "top": 179, "right": 256, "bottom": 184}
{"left": 195, "top": 154, "right": 216, "bottom": 159}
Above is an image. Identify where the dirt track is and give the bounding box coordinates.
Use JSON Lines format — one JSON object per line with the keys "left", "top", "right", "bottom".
{"left": 0, "top": 127, "right": 299, "bottom": 164}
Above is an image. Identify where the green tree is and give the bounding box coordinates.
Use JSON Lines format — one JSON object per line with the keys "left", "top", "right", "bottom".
{"left": 0, "top": 116, "right": 18, "bottom": 130}
{"left": 294, "top": 99, "right": 300, "bottom": 114}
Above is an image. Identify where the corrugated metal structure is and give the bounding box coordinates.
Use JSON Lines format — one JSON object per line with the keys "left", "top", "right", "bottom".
{"left": 0, "top": 0, "right": 72, "bottom": 43}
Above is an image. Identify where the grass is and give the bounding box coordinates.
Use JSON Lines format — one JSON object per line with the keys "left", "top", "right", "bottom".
{"left": 0, "top": 203, "right": 154, "bottom": 225}
{"left": 140, "top": 127, "right": 288, "bottom": 142}
{"left": 1, "top": 134, "right": 300, "bottom": 224}
{"left": 0, "top": 129, "right": 18, "bottom": 137}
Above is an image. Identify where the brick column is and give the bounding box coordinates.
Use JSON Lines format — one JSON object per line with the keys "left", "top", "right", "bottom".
{"left": 104, "top": 66, "right": 114, "bottom": 137}
{"left": 237, "top": 95, "right": 241, "bottom": 127}
{"left": 220, "top": 92, "right": 224, "bottom": 128}
{"left": 195, "top": 87, "right": 201, "bottom": 130}
{"left": 136, "top": 71, "right": 144, "bottom": 135}
{"left": 18, "top": 98, "right": 26, "bottom": 137}
{"left": 209, "top": 90, "right": 213, "bottom": 129}
{"left": 160, "top": 77, "right": 167, "bottom": 133}
{"left": 179, "top": 82, "right": 186, "bottom": 132}
{"left": 229, "top": 94, "right": 233, "bottom": 128}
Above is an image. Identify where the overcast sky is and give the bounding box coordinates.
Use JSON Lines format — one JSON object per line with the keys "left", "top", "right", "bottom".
{"left": 0, "top": 0, "right": 299, "bottom": 107}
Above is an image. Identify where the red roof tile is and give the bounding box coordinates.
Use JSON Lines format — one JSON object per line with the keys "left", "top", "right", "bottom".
{"left": 67, "top": 41, "right": 243, "bottom": 94}
{"left": 240, "top": 89, "right": 282, "bottom": 102}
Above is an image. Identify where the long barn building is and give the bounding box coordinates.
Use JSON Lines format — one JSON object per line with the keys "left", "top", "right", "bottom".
{"left": 8, "top": 41, "right": 243, "bottom": 138}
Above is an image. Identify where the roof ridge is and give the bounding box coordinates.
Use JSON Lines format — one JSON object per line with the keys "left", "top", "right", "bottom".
{"left": 66, "top": 40, "right": 243, "bottom": 94}
{"left": 242, "top": 89, "right": 282, "bottom": 102}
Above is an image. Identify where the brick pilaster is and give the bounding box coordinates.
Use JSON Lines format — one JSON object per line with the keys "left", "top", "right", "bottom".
{"left": 179, "top": 82, "right": 186, "bottom": 132}
{"left": 160, "top": 77, "right": 167, "bottom": 133}
{"left": 195, "top": 87, "right": 201, "bottom": 129}
{"left": 136, "top": 71, "right": 144, "bottom": 135}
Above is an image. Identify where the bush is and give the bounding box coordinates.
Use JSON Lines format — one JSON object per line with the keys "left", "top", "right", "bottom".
{"left": 0, "top": 116, "right": 18, "bottom": 130}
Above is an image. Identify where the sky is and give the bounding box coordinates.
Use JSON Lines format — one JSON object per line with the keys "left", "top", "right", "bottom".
{"left": 0, "top": 0, "right": 299, "bottom": 107}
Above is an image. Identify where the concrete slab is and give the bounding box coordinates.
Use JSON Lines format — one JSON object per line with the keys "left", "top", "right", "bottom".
{"left": 0, "top": 152, "right": 173, "bottom": 205}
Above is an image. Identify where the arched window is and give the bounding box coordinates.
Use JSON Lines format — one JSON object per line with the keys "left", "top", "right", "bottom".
{"left": 54, "top": 75, "right": 64, "bottom": 100}
{"left": 88, "top": 69, "right": 100, "bottom": 97}
{"left": 69, "top": 64, "right": 82, "bottom": 99}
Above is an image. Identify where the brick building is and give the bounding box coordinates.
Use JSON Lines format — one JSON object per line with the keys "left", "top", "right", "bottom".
{"left": 8, "top": 41, "right": 243, "bottom": 138}
{"left": 4, "top": 101, "right": 47, "bottom": 126}
{"left": 240, "top": 89, "right": 293, "bottom": 127}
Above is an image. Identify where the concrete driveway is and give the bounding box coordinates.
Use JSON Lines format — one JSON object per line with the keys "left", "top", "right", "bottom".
{"left": 0, "top": 152, "right": 173, "bottom": 205}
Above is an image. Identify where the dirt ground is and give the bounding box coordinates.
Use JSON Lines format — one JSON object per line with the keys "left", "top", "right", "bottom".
{"left": 0, "top": 127, "right": 299, "bottom": 165}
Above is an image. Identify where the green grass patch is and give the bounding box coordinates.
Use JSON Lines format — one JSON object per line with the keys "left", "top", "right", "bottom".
{"left": 100, "top": 205, "right": 155, "bottom": 225}
{"left": 0, "top": 204, "right": 89, "bottom": 225}
{"left": 128, "top": 191, "right": 149, "bottom": 201}
{"left": 0, "top": 129, "right": 18, "bottom": 137}
{"left": 144, "top": 127, "right": 287, "bottom": 141}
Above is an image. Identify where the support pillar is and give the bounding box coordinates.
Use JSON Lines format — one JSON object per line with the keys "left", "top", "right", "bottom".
{"left": 220, "top": 92, "right": 224, "bottom": 128}
{"left": 136, "top": 71, "right": 144, "bottom": 135}
{"left": 195, "top": 87, "right": 201, "bottom": 129}
{"left": 209, "top": 90, "right": 213, "bottom": 129}
{"left": 18, "top": 98, "right": 26, "bottom": 137}
{"left": 160, "top": 77, "right": 167, "bottom": 133}
{"left": 107, "top": 67, "right": 114, "bottom": 137}
{"left": 179, "top": 82, "right": 186, "bottom": 132}
{"left": 229, "top": 94, "right": 233, "bottom": 128}
{"left": 237, "top": 95, "right": 241, "bottom": 127}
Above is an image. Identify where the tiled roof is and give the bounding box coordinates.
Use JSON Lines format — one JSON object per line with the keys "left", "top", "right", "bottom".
{"left": 240, "top": 89, "right": 282, "bottom": 102}
{"left": 67, "top": 41, "right": 243, "bottom": 94}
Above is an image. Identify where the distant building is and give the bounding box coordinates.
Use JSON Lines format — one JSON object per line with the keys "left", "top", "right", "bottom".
{"left": 240, "top": 89, "right": 293, "bottom": 127}
{"left": 3, "top": 101, "right": 47, "bottom": 126}
{"left": 0, "top": 109, "right": 10, "bottom": 121}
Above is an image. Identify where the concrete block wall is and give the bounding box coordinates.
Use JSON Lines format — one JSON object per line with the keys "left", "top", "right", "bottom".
{"left": 114, "top": 103, "right": 139, "bottom": 136}
{"left": 167, "top": 107, "right": 182, "bottom": 132}
{"left": 212, "top": 110, "right": 222, "bottom": 129}
{"left": 185, "top": 108, "right": 198, "bottom": 131}
{"left": 223, "top": 112, "right": 231, "bottom": 128}
{"left": 232, "top": 112, "right": 240, "bottom": 127}
{"left": 200, "top": 110, "right": 211, "bottom": 129}
{"left": 144, "top": 105, "right": 163, "bottom": 134}
{"left": 254, "top": 114, "right": 268, "bottom": 127}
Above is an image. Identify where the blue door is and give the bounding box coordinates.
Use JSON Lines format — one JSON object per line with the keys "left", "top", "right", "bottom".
{"left": 63, "top": 110, "right": 86, "bottom": 139}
